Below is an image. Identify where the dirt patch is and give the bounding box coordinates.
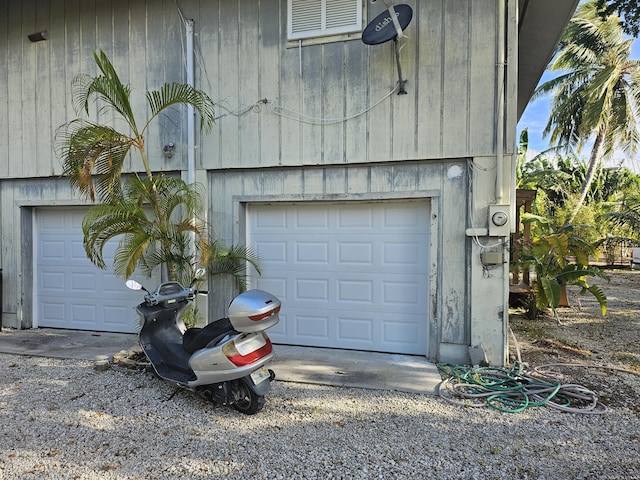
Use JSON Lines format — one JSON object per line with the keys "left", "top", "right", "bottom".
{"left": 509, "top": 269, "right": 640, "bottom": 413}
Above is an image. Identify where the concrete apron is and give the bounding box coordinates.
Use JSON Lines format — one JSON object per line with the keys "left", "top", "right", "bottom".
{"left": 0, "top": 328, "right": 441, "bottom": 395}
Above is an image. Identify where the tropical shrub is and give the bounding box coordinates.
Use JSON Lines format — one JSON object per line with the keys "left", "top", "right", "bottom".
{"left": 516, "top": 214, "right": 609, "bottom": 320}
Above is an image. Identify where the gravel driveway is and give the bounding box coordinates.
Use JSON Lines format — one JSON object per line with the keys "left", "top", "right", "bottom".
{"left": 1, "top": 354, "right": 638, "bottom": 479}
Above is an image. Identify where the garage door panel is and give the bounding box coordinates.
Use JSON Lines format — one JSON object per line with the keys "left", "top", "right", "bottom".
{"left": 339, "top": 208, "right": 373, "bottom": 228}
{"left": 104, "top": 305, "right": 138, "bottom": 330}
{"left": 296, "top": 279, "right": 329, "bottom": 301}
{"left": 296, "top": 208, "right": 329, "bottom": 228}
{"left": 256, "top": 208, "right": 287, "bottom": 228}
{"left": 296, "top": 314, "right": 330, "bottom": 339}
{"left": 383, "top": 241, "right": 422, "bottom": 265}
{"left": 248, "top": 201, "right": 430, "bottom": 355}
{"left": 338, "top": 242, "right": 373, "bottom": 264}
{"left": 72, "top": 303, "right": 97, "bottom": 323}
{"left": 337, "top": 279, "right": 373, "bottom": 303}
{"left": 71, "top": 240, "right": 89, "bottom": 261}
{"left": 71, "top": 273, "right": 97, "bottom": 291}
{"left": 296, "top": 242, "right": 329, "bottom": 263}
{"left": 41, "top": 301, "right": 65, "bottom": 324}
{"left": 42, "top": 271, "right": 65, "bottom": 290}
{"left": 41, "top": 241, "right": 65, "bottom": 261}
{"left": 254, "top": 277, "right": 287, "bottom": 298}
{"left": 338, "top": 316, "right": 374, "bottom": 342}
{"left": 255, "top": 241, "right": 288, "bottom": 263}
{"left": 383, "top": 280, "right": 421, "bottom": 305}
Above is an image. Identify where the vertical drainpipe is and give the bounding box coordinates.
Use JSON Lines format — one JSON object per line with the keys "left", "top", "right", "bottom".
{"left": 186, "top": 19, "right": 195, "bottom": 186}
{"left": 497, "top": 0, "right": 508, "bottom": 367}
{"left": 186, "top": 19, "right": 197, "bottom": 266}
{"left": 495, "top": 0, "right": 506, "bottom": 204}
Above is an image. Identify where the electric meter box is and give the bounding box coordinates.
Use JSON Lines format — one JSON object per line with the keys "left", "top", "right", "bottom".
{"left": 488, "top": 204, "right": 510, "bottom": 237}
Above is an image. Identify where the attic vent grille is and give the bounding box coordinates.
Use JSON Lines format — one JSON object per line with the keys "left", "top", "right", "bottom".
{"left": 288, "top": 0, "right": 362, "bottom": 40}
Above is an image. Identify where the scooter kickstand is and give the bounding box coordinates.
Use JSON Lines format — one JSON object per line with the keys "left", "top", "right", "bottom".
{"left": 164, "top": 387, "right": 182, "bottom": 402}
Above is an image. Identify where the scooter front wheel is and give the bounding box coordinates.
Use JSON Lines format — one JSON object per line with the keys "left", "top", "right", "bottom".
{"left": 232, "top": 380, "right": 265, "bottom": 415}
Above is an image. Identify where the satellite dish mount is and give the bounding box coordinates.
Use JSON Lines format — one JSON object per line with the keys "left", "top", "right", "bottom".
{"left": 362, "top": 4, "right": 413, "bottom": 95}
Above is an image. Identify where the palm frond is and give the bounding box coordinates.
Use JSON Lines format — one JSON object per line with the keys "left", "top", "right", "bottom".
{"left": 145, "top": 83, "right": 215, "bottom": 135}
{"left": 56, "top": 120, "right": 133, "bottom": 202}
{"left": 114, "top": 232, "right": 155, "bottom": 279}
{"left": 204, "top": 242, "right": 262, "bottom": 291}
{"left": 82, "top": 201, "right": 150, "bottom": 269}
{"left": 71, "top": 50, "right": 138, "bottom": 131}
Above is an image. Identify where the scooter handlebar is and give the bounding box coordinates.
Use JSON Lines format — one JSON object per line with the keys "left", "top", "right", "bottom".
{"left": 143, "top": 281, "right": 195, "bottom": 306}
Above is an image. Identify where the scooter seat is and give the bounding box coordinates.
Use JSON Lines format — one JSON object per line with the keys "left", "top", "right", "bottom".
{"left": 183, "top": 318, "right": 236, "bottom": 354}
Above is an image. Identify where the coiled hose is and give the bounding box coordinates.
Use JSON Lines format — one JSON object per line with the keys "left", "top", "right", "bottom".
{"left": 436, "top": 362, "right": 608, "bottom": 414}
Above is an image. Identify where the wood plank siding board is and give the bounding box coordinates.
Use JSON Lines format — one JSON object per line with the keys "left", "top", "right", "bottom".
{"left": 238, "top": 0, "right": 261, "bottom": 170}
{"left": 218, "top": 0, "right": 241, "bottom": 169}
{"left": 21, "top": 0, "right": 37, "bottom": 180}
{"left": 416, "top": 0, "right": 444, "bottom": 157}
{"left": 6, "top": 0, "right": 24, "bottom": 178}
{"left": 321, "top": 41, "right": 346, "bottom": 165}
{"left": 0, "top": 0, "right": 7, "bottom": 176}
{"left": 259, "top": 0, "right": 283, "bottom": 166}
{"left": 469, "top": 0, "right": 498, "bottom": 154}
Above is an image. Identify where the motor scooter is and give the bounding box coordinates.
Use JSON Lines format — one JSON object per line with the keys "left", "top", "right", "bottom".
{"left": 125, "top": 276, "right": 281, "bottom": 415}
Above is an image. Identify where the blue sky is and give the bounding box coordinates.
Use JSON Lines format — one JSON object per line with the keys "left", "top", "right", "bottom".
{"left": 517, "top": 37, "right": 640, "bottom": 172}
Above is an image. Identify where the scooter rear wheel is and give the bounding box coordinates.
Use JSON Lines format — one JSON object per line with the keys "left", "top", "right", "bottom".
{"left": 232, "top": 380, "right": 265, "bottom": 415}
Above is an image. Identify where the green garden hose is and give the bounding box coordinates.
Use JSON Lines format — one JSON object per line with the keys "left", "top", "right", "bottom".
{"left": 436, "top": 362, "right": 607, "bottom": 414}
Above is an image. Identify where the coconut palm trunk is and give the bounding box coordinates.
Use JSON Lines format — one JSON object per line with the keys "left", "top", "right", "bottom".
{"left": 568, "top": 127, "right": 606, "bottom": 224}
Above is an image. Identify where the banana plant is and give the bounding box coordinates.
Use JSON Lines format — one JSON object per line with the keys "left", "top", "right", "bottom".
{"left": 517, "top": 214, "right": 609, "bottom": 320}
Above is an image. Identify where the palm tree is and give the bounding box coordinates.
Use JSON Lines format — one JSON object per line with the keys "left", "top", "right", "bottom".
{"left": 603, "top": 193, "right": 640, "bottom": 239}
{"left": 533, "top": 0, "right": 640, "bottom": 224}
{"left": 56, "top": 50, "right": 259, "bottom": 285}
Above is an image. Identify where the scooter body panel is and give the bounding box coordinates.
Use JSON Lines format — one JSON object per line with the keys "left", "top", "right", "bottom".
{"left": 137, "top": 300, "right": 196, "bottom": 384}
{"left": 188, "top": 343, "right": 274, "bottom": 387}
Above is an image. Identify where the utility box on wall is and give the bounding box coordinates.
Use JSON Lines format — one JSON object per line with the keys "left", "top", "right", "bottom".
{"left": 488, "top": 205, "right": 510, "bottom": 237}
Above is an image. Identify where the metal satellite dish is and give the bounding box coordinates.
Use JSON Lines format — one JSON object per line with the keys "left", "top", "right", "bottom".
{"left": 362, "top": 4, "right": 413, "bottom": 94}
{"left": 362, "top": 4, "right": 413, "bottom": 45}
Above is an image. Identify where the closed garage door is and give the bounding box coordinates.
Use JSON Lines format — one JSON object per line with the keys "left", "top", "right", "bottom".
{"left": 36, "top": 208, "right": 159, "bottom": 333}
{"left": 247, "top": 201, "right": 430, "bottom": 355}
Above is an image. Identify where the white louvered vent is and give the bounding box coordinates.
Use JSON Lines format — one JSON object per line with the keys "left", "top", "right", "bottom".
{"left": 288, "top": 0, "right": 362, "bottom": 40}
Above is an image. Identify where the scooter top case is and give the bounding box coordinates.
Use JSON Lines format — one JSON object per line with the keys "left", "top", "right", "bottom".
{"left": 228, "top": 289, "right": 281, "bottom": 333}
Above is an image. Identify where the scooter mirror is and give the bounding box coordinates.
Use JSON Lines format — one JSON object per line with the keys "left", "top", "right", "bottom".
{"left": 125, "top": 279, "right": 143, "bottom": 291}
{"left": 194, "top": 267, "right": 207, "bottom": 279}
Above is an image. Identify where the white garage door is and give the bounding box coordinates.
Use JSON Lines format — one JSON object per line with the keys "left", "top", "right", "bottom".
{"left": 35, "top": 208, "right": 159, "bottom": 333}
{"left": 247, "top": 201, "right": 430, "bottom": 355}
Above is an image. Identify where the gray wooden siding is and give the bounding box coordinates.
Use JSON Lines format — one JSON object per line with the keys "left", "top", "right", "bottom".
{"left": 0, "top": 0, "right": 516, "bottom": 179}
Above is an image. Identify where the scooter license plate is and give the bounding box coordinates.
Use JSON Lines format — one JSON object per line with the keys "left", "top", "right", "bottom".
{"left": 250, "top": 366, "right": 270, "bottom": 385}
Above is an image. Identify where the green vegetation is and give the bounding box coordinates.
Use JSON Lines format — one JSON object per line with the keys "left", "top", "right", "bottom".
{"left": 533, "top": 0, "right": 640, "bottom": 224}
{"left": 516, "top": 214, "right": 609, "bottom": 320}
